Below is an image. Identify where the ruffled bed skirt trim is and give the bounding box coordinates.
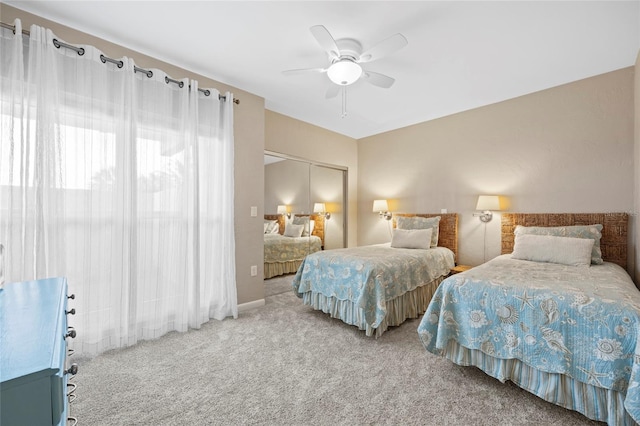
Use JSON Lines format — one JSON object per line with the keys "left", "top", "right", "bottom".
{"left": 440, "top": 339, "right": 637, "bottom": 426}
{"left": 301, "top": 275, "right": 445, "bottom": 337}
{"left": 264, "top": 260, "right": 302, "bottom": 279}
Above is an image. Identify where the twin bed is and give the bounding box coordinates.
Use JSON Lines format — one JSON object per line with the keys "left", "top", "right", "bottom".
{"left": 290, "top": 211, "right": 639, "bottom": 424}
{"left": 292, "top": 213, "right": 458, "bottom": 337}
{"left": 419, "top": 213, "right": 639, "bottom": 425}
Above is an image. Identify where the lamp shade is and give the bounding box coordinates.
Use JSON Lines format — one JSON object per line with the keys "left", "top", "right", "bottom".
{"left": 372, "top": 199, "right": 389, "bottom": 213}
{"left": 313, "top": 203, "right": 326, "bottom": 213}
{"left": 327, "top": 59, "right": 362, "bottom": 86}
{"left": 277, "top": 205, "right": 287, "bottom": 215}
{"left": 476, "top": 195, "right": 501, "bottom": 211}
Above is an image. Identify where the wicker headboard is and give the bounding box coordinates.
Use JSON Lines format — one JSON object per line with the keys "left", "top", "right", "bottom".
{"left": 392, "top": 213, "right": 459, "bottom": 261}
{"left": 264, "top": 213, "right": 326, "bottom": 247}
{"left": 501, "top": 213, "right": 628, "bottom": 269}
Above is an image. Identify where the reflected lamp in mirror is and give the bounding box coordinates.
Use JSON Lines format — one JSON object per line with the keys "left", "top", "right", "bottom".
{"left": 313, "top": 202, "right": 331, "bottom": 220}
{"left": 277, "top": 204, "right": 291, "bottom": 219}
{"left": 474, "top": 195, "right": 501, "bottom": 223}
{"left": 373, "top": 199, "right": 392, "bottom": 220}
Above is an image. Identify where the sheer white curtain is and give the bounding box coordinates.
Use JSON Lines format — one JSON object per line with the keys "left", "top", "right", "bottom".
{"left": 0, "top": 19, "right": 237, "bottom": 357}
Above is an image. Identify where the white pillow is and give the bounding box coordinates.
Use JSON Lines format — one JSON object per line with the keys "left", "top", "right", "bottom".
{"left": 283, "top": 223, "right": 304, "bottom": 238}
{"left": 511, "top": 234, "right": 594, "bottom": 267}
{"left": 514, "top": 224, "right": 603, "bottom": 264}
{"left": 390, "top": 228, "right": 433, "bottom": 250}
{"left": 264, "top": 220, "right": 278, "bottom": 234}
{"left": 293, "top": 216, "right": 315, "bottom": 237}
{"left": 396, "top": 216, "right": 440, "bottom": 248}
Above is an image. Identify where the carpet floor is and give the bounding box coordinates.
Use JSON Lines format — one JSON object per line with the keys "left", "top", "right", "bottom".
{"left": 264, "top": 273, "right": 296, "bottom": 297}
{"left": 70, "top": 286, "right": 601, "bottom": 425}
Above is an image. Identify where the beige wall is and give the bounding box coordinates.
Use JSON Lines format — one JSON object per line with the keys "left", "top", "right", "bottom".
{"left": 358, "top": 68, "right": 636, "bottom": 276}
{"left": 265, "top": 110, "right": 358, "bottom": 248}
{"left": 1, "top": 4, "right": 266, "bottom": 305}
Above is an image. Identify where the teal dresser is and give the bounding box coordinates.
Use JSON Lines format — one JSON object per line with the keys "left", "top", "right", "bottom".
{"left": 0, "top": 278, "right": 77, "bottom": 425}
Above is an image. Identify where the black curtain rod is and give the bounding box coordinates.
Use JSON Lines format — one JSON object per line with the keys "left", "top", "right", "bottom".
{"left": 1, "top": 21, "right": 240, "bottom": 105}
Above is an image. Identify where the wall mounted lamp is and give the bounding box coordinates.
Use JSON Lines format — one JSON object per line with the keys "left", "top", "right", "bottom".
{"left": 313, "top": 202, "right": 331, "bottom": 220}
{"left": 474, "top": 195, "right": 501, "bottom": 222}
{"left": 373, "top": 199, "right": 392, "bottom": 221}
{"left": 277, "top": 204, "right": 291, "bottom": 219}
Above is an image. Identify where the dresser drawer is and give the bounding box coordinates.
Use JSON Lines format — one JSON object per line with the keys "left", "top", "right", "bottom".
{"left": 0, "top": 278, "right": 74, "bottom": 426}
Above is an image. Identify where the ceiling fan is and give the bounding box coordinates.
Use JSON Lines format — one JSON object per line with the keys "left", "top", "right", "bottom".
{"left": 283, "top": 25, "right": 408, "bottom": 100}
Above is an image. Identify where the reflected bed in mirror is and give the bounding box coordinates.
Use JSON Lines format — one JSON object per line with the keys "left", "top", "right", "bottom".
{"left": 263, "top": 214, "right": 324, "bottom": 279}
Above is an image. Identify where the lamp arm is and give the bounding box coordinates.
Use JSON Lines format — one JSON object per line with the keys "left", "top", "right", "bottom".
{"left": 473, "top": 210, "right": 493, "bottom": 223}
{"left": 379, "top": 211, "right": 392, "bottom": 221}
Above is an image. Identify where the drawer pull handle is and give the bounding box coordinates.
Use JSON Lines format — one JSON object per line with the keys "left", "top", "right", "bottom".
{"left": 68, "top": 392, "right": 77, "bottom": 403}
{"left": 67, "top": 382, "right": 77, "bottom": 396}
{"left": 65, "top": 363, "right": 78, "bottom": 375}
{"left": 66, "top": 327, "right": 77, "bottom": 339}
{"left": 66, "top": 308, "right": 76, "bottom": 315}
{"left": 68, "top": 348, "right": 75, "bottom": 357}
{"left": 67, "top": 416, "right": 78, "bottom": 426}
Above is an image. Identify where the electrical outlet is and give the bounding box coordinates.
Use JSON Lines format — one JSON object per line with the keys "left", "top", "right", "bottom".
{"left": 250, "top": 265, "right": 257, "bottom": 276}
{"left": 441, "top": 208, "right": 447, "bottom": 214}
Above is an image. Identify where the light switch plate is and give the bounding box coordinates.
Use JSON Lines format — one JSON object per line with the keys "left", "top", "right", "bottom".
{"left": 250, "top": 206, "right": 257, "bottom": 217}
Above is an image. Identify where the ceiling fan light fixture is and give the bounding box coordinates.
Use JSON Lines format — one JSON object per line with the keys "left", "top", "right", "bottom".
{"left": 327, "top": 59, "right": 362, "bottom": 86}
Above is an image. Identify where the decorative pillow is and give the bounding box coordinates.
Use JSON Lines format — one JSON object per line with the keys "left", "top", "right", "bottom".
{"left": 514, "top": 224, "right": 603, "bottom": 264}
{"left": 396, "top": 216, "right": 440, "bottom": 248}
{"left": 283, "top": 223, "right": 304, "bottom": 238}
{"left": 390, "top": 228, "right": 433, "bottom": 250}
{"left": 511, "top": 234, "right": 594, "bottom": 267}
{"left": 264, "top": 220, "right": 278, "bottom": 234}
{"left": 292, "top": 216, "right": 315, "bottom": 237}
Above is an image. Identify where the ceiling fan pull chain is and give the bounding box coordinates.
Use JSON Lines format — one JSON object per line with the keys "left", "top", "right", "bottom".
{"left": 341, "top": 86, "right": 347, "bottom": 118}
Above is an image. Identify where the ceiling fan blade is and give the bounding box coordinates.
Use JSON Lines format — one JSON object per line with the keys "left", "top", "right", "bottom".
{"left": 362, "top": 71, "right": 395, "bottom": 89}
{"left": 359, "top": 33, "right": 408, "bottom": 63}
{"left": 325, "top": 84, "right": 340, "bottom": 99}
{"left": 310, "top": 25, "right": 340, "bottom": 60}
{"left": 282, "top": 67, "right": 327, "bottom": 76}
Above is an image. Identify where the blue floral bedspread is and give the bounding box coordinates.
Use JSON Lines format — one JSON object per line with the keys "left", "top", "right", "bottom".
{"left": 418, "top": 255, "right": 640, "bottom": 422}
{"left": 292, "top": 244, "right": 454, "bottom": 329}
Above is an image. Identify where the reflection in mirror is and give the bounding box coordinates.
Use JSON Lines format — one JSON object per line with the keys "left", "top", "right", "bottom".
{"left": 263, "top": 152, "right": 347, "bottom": 280}
{"left": 310, "top": 164, "right": 345, "bottom": 250}
{"left": 264, "top": 155, "right": 309, "bottom": 216}
{"left": 263, "top": 155, "right": 312, "bottom": 279}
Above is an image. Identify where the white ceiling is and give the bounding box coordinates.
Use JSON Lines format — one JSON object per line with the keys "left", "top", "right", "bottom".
{"left": 5, "top": 1, "right": 639, "bottom": 139}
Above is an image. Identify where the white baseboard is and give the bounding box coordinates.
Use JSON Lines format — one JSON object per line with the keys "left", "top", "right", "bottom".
{"left": 238, "top": 298, "right": 265, "bottom": 313}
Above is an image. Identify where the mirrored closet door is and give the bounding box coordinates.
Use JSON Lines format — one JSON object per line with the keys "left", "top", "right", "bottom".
{"left": 264, "top": 151, "right": 347, "bottom": 258}
{"left": 310, "top": 163, "right": 346, "bottom": 250}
